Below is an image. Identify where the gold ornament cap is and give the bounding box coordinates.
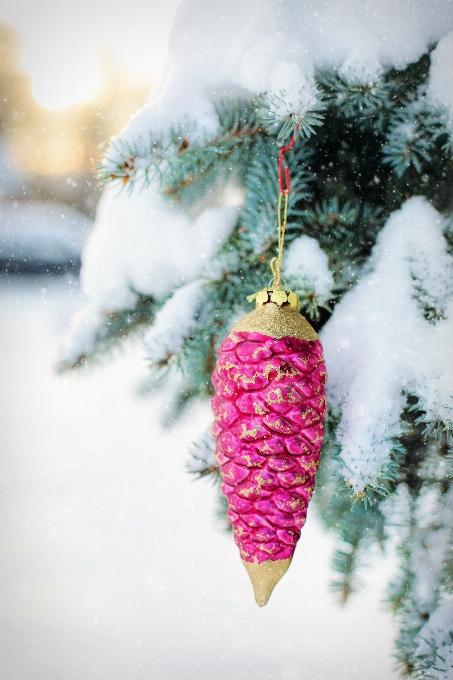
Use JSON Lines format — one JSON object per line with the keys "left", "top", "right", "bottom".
{"left": 248, "top": 288, "right": 300, "bottom": 310}
{"left": 232, "top": 290, "right": 318, "bottom": 342}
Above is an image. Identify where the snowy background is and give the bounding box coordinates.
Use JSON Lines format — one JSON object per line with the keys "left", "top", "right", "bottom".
{"left": 4, "top": 0, "right": 453, "bottom": 676}
{"left": 1, "top": 273, "right": 397, "bottom": 679}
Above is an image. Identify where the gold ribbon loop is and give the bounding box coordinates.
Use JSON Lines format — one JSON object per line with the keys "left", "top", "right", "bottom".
{"left": 271, "top": 192, "right": 289, "bottom": 288}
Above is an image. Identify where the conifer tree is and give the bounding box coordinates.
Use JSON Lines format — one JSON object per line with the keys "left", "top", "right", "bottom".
{"left": 62, "top": 2, "right": 453, "bottom": 675}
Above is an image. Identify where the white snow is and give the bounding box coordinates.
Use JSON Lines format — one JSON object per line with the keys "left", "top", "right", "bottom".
{"left": 81, "top": 185, "right": 238, "bottom": 311}
{"left": 428, "top": 647, "right": 453, "bottom": 680}
{"left": 416, "top": 600, "right": 453, "bottom": 657}
{"left": 144, "top": 279, "right": 204, "bottom": 365}
{"left": 0, "top": 201, "right": 91, "bottom": 267}
{"left": 186, "top": 428, "right": 217, "bottom": 474}
{"left": 118, "top": 0, "right": 453, "bottom": 146}
{"left": 61, "top": 184, "right": 238, "bottom": 363}
{"left": 266, "top": 61, "right": 319, "bottom": 126}
{"left": 283, "top": 234, "right": 334, "bottom": 303}
{"left": 388, "top": 486, "right": 453, "bottom": 679}
{"left": 428, "top": 31, "right": 453, "bottom": 134}
{"left": 116, "top": 0, "right": 453, "bottom": 151}
{"left": 411, "top": 485, "right": 453, "bottom": 614}
{"left": 321, "top": 197, "right": 453, "bottom": 494}
{"left": 2, "top": 275, "right": 399, "bottom": 680}
{"left": 416, "top": 600, "right": 453, "bottom": 679}
{"left": 60, "top": 302, "right": 104, "bottom": 367}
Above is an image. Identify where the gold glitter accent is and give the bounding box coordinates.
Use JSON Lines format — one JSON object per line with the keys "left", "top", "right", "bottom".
{"left": 260, "top": 544, "right": 279, "bottom": 555}
{"left": 242, "top": 454, "right": 262, "bottom": 468}
{"left": 238, "top": 471, "right": 273, "bottom": 497}
{"left": 251, "top": 346, "right": 268, "bottom": 359}
{"left": 242, "top": 558, "right": 292, "bottom": 606}
{"left": 222, "top": 360, "right": 240, "bottom": 371}
{"left": 260, "top": 442, "right": 273, "bottom": 453}
{"left": 266, "top": 386, "right": 297, "bottom": 404}
{"left": 232, "top": 304, "right": 318, "bottom": 341}
{"left": 267, "top": 388, "right": 283, "bottom": 404}
{"left": 298, "top": 458, "right": 320, "bottom": 472}
{"left": 291, "top": 474, "right": 308, "bottom": 484}
{"left": 239, "top": 486, "right": 255, "bottom": 497}
{"left": 263, "top": 361, "right": 298, "bottom": 382}
{"left": 239, "top": 424, "right": 261, "bottom": 439}
{"left": 255, "top": 471, "right": 272, "bottom": 486}
{"left": 237, "top": 372, "right": 261, "bottom": 384}
{"left": 253, "top": 402, "right": 267, "bottom": 415}
{"left": 305, "top": 483, "right": 315, "bottom": 496}
{"left": 215, "top": 408, "right": 233, "bottom": 423}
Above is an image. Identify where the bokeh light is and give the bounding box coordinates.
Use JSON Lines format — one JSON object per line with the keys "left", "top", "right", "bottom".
{"left": 28, "top": 49, "right": 102, "bottom": 110}
{"left": 1, "top": 1, "right": 182, "bottom": 110}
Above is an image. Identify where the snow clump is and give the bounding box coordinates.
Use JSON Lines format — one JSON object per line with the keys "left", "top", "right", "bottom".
{"left": 428, "top": 31, "right": 453, "bottom": 137}
{"left": 144, "top": 279, "right": 204, "bottom": 365}
{"left": 283, "top": 235, "right": 334, "bottom": 305}
{"left": 415, "top": 600, "right": 453, "bottom": 680}
{"left": 321, "top": 197, "right": 453, "bottom": 494}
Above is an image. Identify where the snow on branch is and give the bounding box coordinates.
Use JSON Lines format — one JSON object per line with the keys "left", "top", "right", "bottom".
{"left": 96, "top": 100, "right": 261, "bottom": 191}
{"left": 60, "top": 184, "right": 239, "bottom": 368}
{"left": 428, "top": 31, "right": 453, "bottom": 151}
{"left": 321, "top": 197, "right": 453, "bottom": 496}
{"left": 415, "top": 600, "right": 453, "bottom": 679}
{"left": 256, "top": 62, "right": 326, "bottom": 141}
{"left": 144, "top": 279, "right": 204, "bottom": 367}
{"left": 283, "top": 235, "right": 334, "bottom": 318}
{"left": 187, "top": 428, "right": 218, "bottom": 478}
{"left": 383, "top": 94, "right": 452, "bottom": 177}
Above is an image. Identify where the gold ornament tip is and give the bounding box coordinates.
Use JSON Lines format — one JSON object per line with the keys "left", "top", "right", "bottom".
{"left": 242, "top": 558, "right": 292, "bottom": 607}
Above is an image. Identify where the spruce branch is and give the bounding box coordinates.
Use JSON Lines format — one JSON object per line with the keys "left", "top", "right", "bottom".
{"left": 382, "top": 95, "right": 452, "bottom": 177}
{"left": 255, "top": 90, "right": 326, "bottom": 141}
{"left": 59, "top": 292, "right": 156, "bottom": 372}
{"left": 96, "top": 99, "right": 263, "bottom": 195}
{"left": 317, "top": 70, "right": 391, "bottom": 131}
{"left": 187, "top": 430, "right": 219, "bottom": 480}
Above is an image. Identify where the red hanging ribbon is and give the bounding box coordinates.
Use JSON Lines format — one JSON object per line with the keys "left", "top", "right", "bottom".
{"left": 278, "top": 125, "right": 299, "bottom": 195}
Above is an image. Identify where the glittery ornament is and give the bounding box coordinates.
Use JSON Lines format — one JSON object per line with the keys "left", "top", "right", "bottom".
{"left": 211, "top": 290, "right": 327, "bottom": 605}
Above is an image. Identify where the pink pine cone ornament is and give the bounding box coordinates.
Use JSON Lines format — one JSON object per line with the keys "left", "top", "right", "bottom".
{"left": 211, "top": 289, "right": 327, "bottom": 606}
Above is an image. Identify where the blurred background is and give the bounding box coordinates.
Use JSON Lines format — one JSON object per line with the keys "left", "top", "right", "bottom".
{"left": 0, "top": 1, "right": 180, "bottom": 271}
{"left": 0, "top": 2, "right": 398, "bottom": 678}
